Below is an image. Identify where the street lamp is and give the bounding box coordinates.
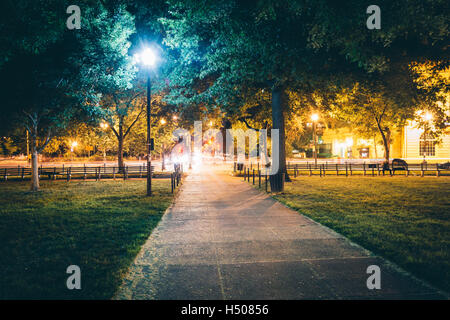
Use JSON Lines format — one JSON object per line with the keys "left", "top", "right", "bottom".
{"left": 311, "top": 113, "right": 319, "bottom": 167}
{"left": 134, "top": 45, "right": 160, "bottom": 196}
{"left": 100, "top": 122, "right": 109, "bottom": 163}
{"left": 70, "top": 141, "right": 78, "bottom": 162}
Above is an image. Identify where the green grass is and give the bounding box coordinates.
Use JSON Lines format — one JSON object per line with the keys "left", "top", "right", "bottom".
{"left": 268, "top": 176, "right": 450, "bottom": 293}
{"left": 0, "top": 179, "right": 173, "bottom": 299}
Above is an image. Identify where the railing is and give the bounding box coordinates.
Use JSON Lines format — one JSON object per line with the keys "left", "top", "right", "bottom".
{"left": 233, "top": 161, "right": 450, "bottom": 178}
{"left": 1, "top": 165, "right": 157, "bottom": 181}
{"left": 0, "top": 164, "right": 185, "bottom": 193}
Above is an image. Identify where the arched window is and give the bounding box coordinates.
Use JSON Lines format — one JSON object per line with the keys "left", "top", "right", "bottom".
{"left": 419, "top": 132, "right": 436, "bottom": 156}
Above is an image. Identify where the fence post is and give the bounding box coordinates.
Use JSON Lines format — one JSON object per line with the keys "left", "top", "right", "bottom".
{"left": 309, "top": 164, "right": 312, "bottom": 176}
{"left": 21, "top": 167, "right": 25, "bottom": 180}
{"left": 436, "top": 163, "right": 440, "bottom": 177}
{"left": 3, "top": 168, "right": 7, "bottom": 181}
{"left": 139, "top": 165, "right": 143, "bottom": 178}
{"left": 377, "top": 163, "right": 380, "bottom": 176}
{"left": 171, "top": 173, "right": 174, "bottom": 193}
{"left": 98, "top": 166, "right": 102, "bottom": 180}
{"left": 322, "top": 164, "right": 326, "bottom": 176}
{"left": 265, "top": 174, "right": 268, "bottom": 192}
{"left": 363, "top": 162, "right": 366, "bottom": 176}
{"left": 421, "top": 163, "right": 424, "bottom": 177}
{"left": 336, "top": 164, "right": 339, "bottom": 176}
{"left": 349, "top": 163, "right": 352, "bottom": 176}
{"left": 258, "top": 170, "right": 261, "bottom": 188}
{"left": 67, "top": 167, "right": 71, "bottom": 182}
{"left": 234, "top": 162, "right": 236, "bottom": 172}
{"left": 113, "top": 167, "right": 116, "bottom": 180}
{"left": 252, "top": 169, "right": 255, "bottom": 185}
{"left": 345, "top": 163, "right": 348, "bottom": 177}
{"left": 294, "top": 164, "right": 297, "bottom": 178}
{"left": 319, "top": 164, "right": 322, "bottom": 177}
{"left": 83, "top": 164, "right": 87, "bottom": 180}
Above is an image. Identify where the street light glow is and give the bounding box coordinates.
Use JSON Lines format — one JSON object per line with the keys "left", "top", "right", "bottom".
{"left": 424, "top": 112, "right": 433, "bottom": 121}
{"left": 160, "top": 118, "right": 166, "bottom": 125}
{"left": 71, "top": 141, "right": 78, "bottom": 148}
{"left": 311, "top": 114, "right": 319, "bottom": 122}
{"left": 135, "top": 47, "right": 158, "bottom": 68}
{"left": 100, "top": 122, "right": 108, "bottom": 129}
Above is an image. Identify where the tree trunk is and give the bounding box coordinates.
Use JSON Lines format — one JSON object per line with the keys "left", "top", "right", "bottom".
{"left": 377, "top": 122, "right": 390, "bottom": 163}
{"left": 118, "top": 136, "right": 124, "bottom": 168}
{"left": 30, "top": 133, "right": 40, "bottom": 191}
{"left": 269, "top": 85, "right": 289, "bottom": 192}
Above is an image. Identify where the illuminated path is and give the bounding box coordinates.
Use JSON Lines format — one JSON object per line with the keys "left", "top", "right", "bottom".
{"left": 115, "top": 166, "right": 446, "bottom": 299}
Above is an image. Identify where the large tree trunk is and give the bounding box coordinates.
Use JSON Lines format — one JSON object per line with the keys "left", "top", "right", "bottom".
{"left": 118, "top": 136, "right": 124, "bottom": 168}
{"left": 377, "top": 122, "right": 390, "bottom": 163}
{"left": 116, "top": 120, "right": 125, "bottom": 169}
{"left": 269, "top": 85, "right": 289, "bottom": 192}
{"left": 30, "top": 133, "right": 40, "bottom": 191}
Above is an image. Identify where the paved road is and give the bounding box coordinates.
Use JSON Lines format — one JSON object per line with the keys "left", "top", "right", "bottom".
{"left": 115, "top": 168, "right": 446, "bottom": 299}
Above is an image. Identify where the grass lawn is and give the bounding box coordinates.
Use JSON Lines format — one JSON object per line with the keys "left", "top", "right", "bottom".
{"left": 270, "top": 176, "right": 450, "bottom": 293}
{"left": 0, "top": 179, "right": 173, "bottom": 299}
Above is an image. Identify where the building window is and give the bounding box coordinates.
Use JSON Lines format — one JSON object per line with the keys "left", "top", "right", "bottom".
{"left": 359, "top": 148, "right": 370, "bottom": 158}
{"left": 419, "top": 132, "right": 436, "bottom": 156}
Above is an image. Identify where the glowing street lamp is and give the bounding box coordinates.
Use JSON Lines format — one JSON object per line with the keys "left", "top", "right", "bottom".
{"left": 311, "top": 113, "right": 320, "bottom": 167}
{"left": 423, "top": 112, "right": 433, "bottom": 122}
{"left": 311, "top": 113, "right": 319, "bottom": 122}
{"left": 70, "top": 141, "right": 78, "bottom": 151}
{"left": 160, "top": 118, "right": 167, "bottom": 125}
{"left": 70, "top": 141, "right": 78, "bottom": 162}
{"left": 134, "top": 45, "right": 160, "bottom": 196}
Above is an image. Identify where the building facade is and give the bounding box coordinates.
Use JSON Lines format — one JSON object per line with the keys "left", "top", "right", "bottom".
{"left": 320, "top": 124, "right": 450, "bottom": 163}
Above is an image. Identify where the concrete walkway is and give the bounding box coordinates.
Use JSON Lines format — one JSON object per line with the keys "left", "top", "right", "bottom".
{"left": 115, "top": 168, "right": 445, "bottom": 299}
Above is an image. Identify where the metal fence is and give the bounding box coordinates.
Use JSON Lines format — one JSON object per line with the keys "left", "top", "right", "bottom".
{"left": 234, "top": 162, "right": 450, "bottom": 178}
{"left": 0, "top": 164, "right": 185, "bottom": 193}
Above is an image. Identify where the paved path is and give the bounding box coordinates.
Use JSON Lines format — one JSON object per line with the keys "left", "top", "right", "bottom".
{"left": 115, "top": 168, "right": 445, "bottom": 299}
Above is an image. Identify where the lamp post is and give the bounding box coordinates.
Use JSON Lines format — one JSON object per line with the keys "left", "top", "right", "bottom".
{"left": 100, "top": 122, "right": 108, "bottom": 163}
{"left": 311, "top": 114, "right": 319, "bottom": 167}
{"left": 135, "top": 46, "right": 159, "bottom": 196}
{"left": 70, "top": 141, "right": 78, "bottom": 162}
